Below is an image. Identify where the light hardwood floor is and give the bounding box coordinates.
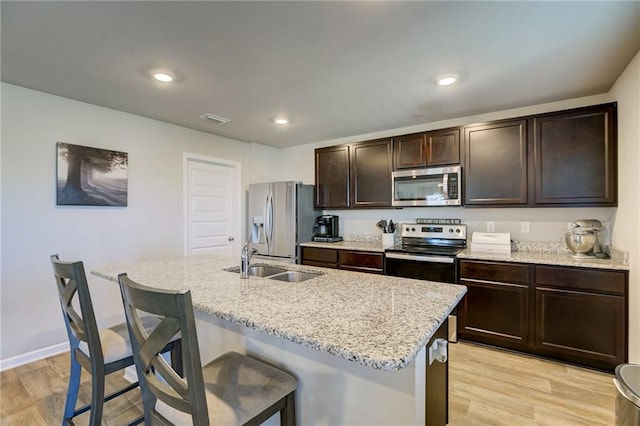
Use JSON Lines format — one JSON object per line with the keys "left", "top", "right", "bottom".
{"left": 0, "top": 342, "right": 616, "bottom": 425}
{"left": 448, "top": 342, "right": 616, "bottom": 425}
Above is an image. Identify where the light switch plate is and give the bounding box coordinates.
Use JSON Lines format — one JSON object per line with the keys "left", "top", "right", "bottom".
{"left": 487, "top": 221, "right": 495, "bottom": 232}
{"left": 521, "top": 221, "right": 530, "bottom": 233}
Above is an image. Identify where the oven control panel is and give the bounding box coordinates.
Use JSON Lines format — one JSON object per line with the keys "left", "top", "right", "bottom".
{"left": 400, "top": 223, "right": 466, "bottom": 240}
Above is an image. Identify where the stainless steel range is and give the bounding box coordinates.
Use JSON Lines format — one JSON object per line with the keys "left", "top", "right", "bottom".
{"left": 385, "top": 222, "right": 467, "bottom": 284}
{"left": 385, "top": 221, "right": 467, "bottom": 343}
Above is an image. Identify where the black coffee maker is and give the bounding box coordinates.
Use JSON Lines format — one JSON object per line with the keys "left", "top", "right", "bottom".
{"left": 312, "top": 215, "right": 343, "bottom": 242}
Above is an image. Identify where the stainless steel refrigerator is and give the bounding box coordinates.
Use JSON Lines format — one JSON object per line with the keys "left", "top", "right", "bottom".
{"left": 247, "top": 181, "right": 317, "bottom": 263}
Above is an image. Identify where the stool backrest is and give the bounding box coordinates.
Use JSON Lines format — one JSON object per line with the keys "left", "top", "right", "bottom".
{"left": 118, "top": 273, "right": 208, "bottom": 425}
{"left": 50, "top": 254, "right": 103, "bottom": 365}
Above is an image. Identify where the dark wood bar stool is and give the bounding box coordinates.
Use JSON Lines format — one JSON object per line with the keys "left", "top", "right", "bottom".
{"left": 118, "top": 273, "right": 297, "bottom": 426}
{"left": 50, "top": 254, "right": 182, "bottom": 426}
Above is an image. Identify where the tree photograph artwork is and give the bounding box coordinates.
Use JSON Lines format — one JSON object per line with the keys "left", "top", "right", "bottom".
{"left": 56, "top": 142, "right": 128, "bottom": 206}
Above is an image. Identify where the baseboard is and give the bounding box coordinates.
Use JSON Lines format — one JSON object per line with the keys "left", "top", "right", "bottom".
{"left": 0, "top": 342, "right": 68, "bottom": 372}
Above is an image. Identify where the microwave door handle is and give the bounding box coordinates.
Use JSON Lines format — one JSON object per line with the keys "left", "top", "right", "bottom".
{"left": 442, "top": 173, "right": 449, "bottom": 199}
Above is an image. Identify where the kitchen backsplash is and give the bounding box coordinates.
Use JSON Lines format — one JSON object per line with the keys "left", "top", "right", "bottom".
{"left": 329, "top": 207, "right": 616, "bottom": 245}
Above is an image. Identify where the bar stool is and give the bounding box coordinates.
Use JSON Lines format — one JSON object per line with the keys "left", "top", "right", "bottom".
{"left": 118, "top": 273, "right": 298, "bottom": 426}
{"left": 50, "top": 254, "right": 182, "bottom": 425}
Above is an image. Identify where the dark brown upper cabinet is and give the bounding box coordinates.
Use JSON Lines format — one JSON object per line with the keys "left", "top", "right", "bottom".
{"left": 427, "top": 127, "right": 460, "bottom": 166}
{"left": 533, "top": 103, "right": 617, "bottom": 206}
{"left": 464, "top": 119, "right": 528, "bottom": 205}
{"left": 394, "top": 133, "right": 427, "bottom": 169}
{"left": 315, "top": 145, "right": 350, "bottom": 208}
{"left": 393, "top": 128, "right": 460, "bottom": 170}
{"left": 350, "top": 138, "right": 393, "bottom": 208}
{"left": 315, "top": 138, "right": 393, "bottom": 208}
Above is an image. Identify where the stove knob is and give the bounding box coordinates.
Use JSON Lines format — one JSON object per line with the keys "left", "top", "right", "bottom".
{"left": 456, "top": 228, "right": 461, "bottom": 233}
{"left": 449, "top": 228, "right": 454, "bottom": 233}
{"left": 411, "top": 227, "right": 416, "bottom": 232}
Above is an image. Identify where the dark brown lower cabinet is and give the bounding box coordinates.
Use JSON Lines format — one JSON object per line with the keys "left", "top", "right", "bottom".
{"left": 458, "top": 260, "right": 531, "bottom": 351}
{"left": 458, "top": 280, "right": 529, "bottom": 349}
{"left": 534, "top": 287, "right": 626, "bottom": 371}
{"left": 300, "top": 246, "right": 338, "bottom": 269}
{"left": 338, "top": 250, "right": 384, "bottom": 274}
{"left": 301, "top": 246, "right": 384, "bottom": 274}
{"left": 458, "top": 259, "right": 628, "bottom": 372}
{"left": 533, "top": 265, "right": 627, "bottom": 371}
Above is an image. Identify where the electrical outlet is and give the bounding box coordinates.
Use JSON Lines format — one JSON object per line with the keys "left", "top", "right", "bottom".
{"left": 487, "top": 221, "right": 495, "bottom": 232}
{"left": 521, "top": 221, "right": 530, "bottom": 233}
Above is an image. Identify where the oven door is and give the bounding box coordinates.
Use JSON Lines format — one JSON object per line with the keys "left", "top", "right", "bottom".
{"left": 384, "top": 252, "right": 457, "bottom": 283}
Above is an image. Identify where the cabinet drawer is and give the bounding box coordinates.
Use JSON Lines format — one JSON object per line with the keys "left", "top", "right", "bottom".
{"left": 301, "top": 247, "right": 338, "bottom": 264}
{"left": 535, "top": 265, "right": 626, "bottom": 295}
{"left": 339, "top": 250, "right": 384, "bottom": 269}
{"left": 459, "top": 260, "right": 530, "bottom": 284}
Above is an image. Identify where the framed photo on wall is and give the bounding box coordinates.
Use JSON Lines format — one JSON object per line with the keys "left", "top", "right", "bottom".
{"left": 56, "top": 142, "right": 128, "bottom": 206}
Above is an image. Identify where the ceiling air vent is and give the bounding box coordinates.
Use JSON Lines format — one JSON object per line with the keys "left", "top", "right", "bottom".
{"left": 199, "top": 113, "right": 231, "bottom": 125}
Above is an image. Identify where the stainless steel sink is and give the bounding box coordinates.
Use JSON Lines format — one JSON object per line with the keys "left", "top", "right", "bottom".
{"left": 225, "top": 265, "right": 321, "bottom": 282}
{"left": 225, "top": 265, "right": 287, "bottom": 277}
{"left": 268, "top": 271, "right": 321, "bottom": 283}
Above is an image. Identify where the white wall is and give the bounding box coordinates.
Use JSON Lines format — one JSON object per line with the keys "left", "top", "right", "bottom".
{"left": 0, "top": 83, "right": 252, "bottom": 362}
{"left": 610, "top": 51, "right": 640, "bottom": 363}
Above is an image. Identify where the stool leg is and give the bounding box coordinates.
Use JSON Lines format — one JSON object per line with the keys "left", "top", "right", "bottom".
{"left": 63, "top": 355, "right": 82, "bottom": 424}
{"left": 281, "top": 391, "right": 296, "bottom": 426}
{"left": 88, "top": 367, "right": 105, "bottom": 426}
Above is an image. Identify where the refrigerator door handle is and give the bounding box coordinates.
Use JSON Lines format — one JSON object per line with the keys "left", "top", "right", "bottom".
{"left": 264, "top": 191, "right": 274, "bottom": 249}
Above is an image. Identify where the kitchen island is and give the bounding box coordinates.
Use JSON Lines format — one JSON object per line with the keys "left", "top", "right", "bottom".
{"left": 92, "top": 255, "right": 466, "bottom": 425}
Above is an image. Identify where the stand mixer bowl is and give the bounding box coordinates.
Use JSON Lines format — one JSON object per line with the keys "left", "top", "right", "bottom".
{"left": 564, "top": 231, "right": 597, "bottom": 257}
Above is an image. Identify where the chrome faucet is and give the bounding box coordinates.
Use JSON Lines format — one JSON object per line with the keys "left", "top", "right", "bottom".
{"left": 240, "top": 240, "right": 258, "bottom": 279}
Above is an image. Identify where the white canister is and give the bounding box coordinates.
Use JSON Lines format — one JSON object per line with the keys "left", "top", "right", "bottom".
{"left": 382, "top": 233, "right": 395, "bottom": 246}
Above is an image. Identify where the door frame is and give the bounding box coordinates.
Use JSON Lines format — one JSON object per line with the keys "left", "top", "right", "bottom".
{"left": 183, "top": 153, "right": 242, "bottom": 257}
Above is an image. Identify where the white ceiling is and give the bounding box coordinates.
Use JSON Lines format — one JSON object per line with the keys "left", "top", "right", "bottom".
{"left": 2, "top": 1, "right": 639, "bottom": 148}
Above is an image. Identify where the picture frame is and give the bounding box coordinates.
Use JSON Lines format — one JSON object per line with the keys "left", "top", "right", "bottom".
{"left": 56, "top": 142, "right": 128, "bottom": 206}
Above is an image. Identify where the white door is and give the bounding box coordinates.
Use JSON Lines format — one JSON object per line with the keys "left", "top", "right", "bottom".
{"left": 183, "top": 154, "right": 240, "bottom": 257}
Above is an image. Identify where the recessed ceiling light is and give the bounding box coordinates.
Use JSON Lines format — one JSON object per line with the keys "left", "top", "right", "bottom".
{"left": 437, "top": 75, "right": 457, "bottom": 86}
{"left": 153, "top": 72, "right": 174, "bottom": 83}
{"left": 274, "top": 117, "right": 289, "bottom": 125}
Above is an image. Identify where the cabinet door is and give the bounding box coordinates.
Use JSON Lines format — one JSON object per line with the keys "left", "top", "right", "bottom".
{"left": 534, "top": 287, "right": 625, "bottom": 371}
{"left": 427, "top": 127, "right": 460, "bottom": 166}
{"left": 458, "top": 279, "right": 530, "bottom": 349}
{"left": 458, "top": 260, "right": 530, "bottom": 349}
{"left": 350, "top": 138, "right": 393, "bottom": 207}
{"left": 464, "top": 119, "right": 528, "bottom": 205}
{"left": 315, "top": 145, "right": 350, "bottom": 208}
{"left": 533, "top": 103, "right": 616, "bottom": 206}
{"left": 393, "top": 133, "right": 427, "bottom": 169}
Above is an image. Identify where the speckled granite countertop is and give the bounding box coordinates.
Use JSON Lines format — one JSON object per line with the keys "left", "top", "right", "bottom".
{"left": 302, "top": 238, "right": 630, "bottom": 271}
{"left": 300, "top": 240, "right": 388, "bottom": 252}
{"left": 457, "top": 249, "right": 629, "bottom": 270}
{"left": 92, "top": 255, "right": 466, "bottom": 371}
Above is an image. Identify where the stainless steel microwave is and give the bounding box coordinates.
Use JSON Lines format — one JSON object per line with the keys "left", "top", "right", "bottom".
{"left": 392, "top": 166, "right": 461, "bottom": 207}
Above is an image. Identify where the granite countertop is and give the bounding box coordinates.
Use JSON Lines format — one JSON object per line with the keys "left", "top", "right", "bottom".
{"left": 458, "top": 248, "right": 629, "bottom": 270}
{"left": 302, "top": 238, "right": 630, "bottom": 271}
{"left": 92, "top": 255, "right": 466, "bottom": 371}
{"left": 300, "top": 240, "right": 389, "bottom": 252}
